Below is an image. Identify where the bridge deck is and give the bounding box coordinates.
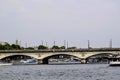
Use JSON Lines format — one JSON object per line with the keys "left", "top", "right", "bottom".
{"left": 0, "top": 48, "right": 120, "bottom": 53}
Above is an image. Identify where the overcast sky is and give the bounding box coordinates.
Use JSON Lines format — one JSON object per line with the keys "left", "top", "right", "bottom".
{"left": 0, "top": 0, "right": 120, "bottom": 48}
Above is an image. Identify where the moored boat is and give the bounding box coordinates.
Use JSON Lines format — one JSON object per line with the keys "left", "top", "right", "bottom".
{"left": 13, "top": 59, "right": 38, "bottom": 65}
{"left": 109, "top": 61, "right": 120, "bottom": 66}
{"left": 109, "top": 55, "right": 120, "bottom": 66}
{"left": 49, "top": 59, "right": 81, "bottom": 64}
{"left": 0, "top": 63, "right": 13, "bottom": 66}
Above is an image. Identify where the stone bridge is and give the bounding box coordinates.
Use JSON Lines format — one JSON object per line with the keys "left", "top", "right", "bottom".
{"left": 0, "top": 48, "right": 120, "bottom": 64}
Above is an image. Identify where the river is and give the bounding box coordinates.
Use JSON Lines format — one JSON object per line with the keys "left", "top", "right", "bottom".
{"left": 0, "top": 64, "right": 120, "bottom": 80}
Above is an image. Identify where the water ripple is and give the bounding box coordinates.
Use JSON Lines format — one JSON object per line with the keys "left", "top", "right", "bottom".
{"left": 0, "top": 64, "right": 120, "bottom": 80}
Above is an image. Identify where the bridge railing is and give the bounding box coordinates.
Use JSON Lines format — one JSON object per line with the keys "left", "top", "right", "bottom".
{"left": 0, "top": 48, "right": 120, "bottom": 53}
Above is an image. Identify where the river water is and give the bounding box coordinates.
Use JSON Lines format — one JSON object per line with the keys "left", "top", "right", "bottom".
{"left": 0, "top": 64, "right": 120, "bottom": 80}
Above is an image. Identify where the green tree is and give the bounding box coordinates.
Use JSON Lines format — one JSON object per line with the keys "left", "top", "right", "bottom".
{"left": 52, "top": 45, "right": 60, "bottom": 49}
{"left": 4, "top": 42, "right": 11, "bottom": 50}
{"left": 25, "top": 47, "right": 34, "bottom": 50}
{"left": 11, "top": 44, "right": 21, "bottom": 50}
{"left": 60, "top": 46, "right": 65, "bottom": 49}
{"left": 67, "top": 46, "right": 77, "bottom": 49}
{"left": 0, "top": 44, "right": 4, "bottom": 50}
{"left": 38, "top": 45, "right": 48, "bottom": 49}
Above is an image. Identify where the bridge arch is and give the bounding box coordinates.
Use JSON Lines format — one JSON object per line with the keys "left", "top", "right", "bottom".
{"left": 86, "top": 52, "right": 114, "bottom": 64}
{"left": 86, "top": 52, "right": 113, "bottom": 59}
{"left": 41, "top": 53, "right": 81, "bottom": 64}
{"left": 0, "top": 53, "right": 38, "bottom": 60}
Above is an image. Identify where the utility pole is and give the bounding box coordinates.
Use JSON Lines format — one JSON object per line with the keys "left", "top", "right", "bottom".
{"left": 25, "top": 42, "right": 27, "bottom": 48}
{"left": 19, "top": 41, "right": 21, "bottom": 46}
{"left": 41, "top": 40, "right": 43, "bottom": 45}
{"left": 46, "top": 42, "right": 48, "bottom": 47}
{"left": 64, "top": 40, "right": 66, "bottom": 49}
{"left": 16, "top": 39, "right": 18, "bottom": 45}
{"left": 67, "top": 41, "right": 68, "bottom": 49}
{"left": 54, "top": 41, "right": 56, "bottom": 46}
{"left": 88, "top": 40, "right": 90, "bottom": 49}
{"left": 110, "top": 39, "right": 112, "bottom": 48}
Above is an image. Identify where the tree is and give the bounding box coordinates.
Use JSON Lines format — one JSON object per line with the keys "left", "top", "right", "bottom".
{"left": 38, "top": 45, "right": 48, "bottom": 49}
{"left": 67, "top": 46, "right": 77, "bottom": 49}
{"left": 25, "top": 47, "right": 34, "bottom": 50}
{"left": 0, "top": 42, "right": 11, "bottom": 50}
{"left": 0, "top": 44, "right": 4, "bottom": 50}
{"left": 52, "top": 45, "right": 60, "bottom": 49}
{"left": 0, "top": 43, "right": 22, "bottom": 50}
{"left": 11, "top": 44, "right": 21, "bottom": 50}
{"left": 4, "top": 42, "right": 11, "bottom": 50}
{"left": 60, "top": 46, "right": 65, "bottom": 49}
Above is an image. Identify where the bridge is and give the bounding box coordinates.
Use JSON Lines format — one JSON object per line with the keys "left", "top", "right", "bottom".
{"left": 0, "top": 48, "right": 120, "bottom": 64}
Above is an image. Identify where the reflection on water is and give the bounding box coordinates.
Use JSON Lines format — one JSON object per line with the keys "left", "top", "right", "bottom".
{"left": 0, "top": 64, "right": 120, "bottom": 80}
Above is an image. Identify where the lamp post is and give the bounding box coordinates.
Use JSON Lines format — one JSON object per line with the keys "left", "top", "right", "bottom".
{"left": 64, "top": 40, "right": 66, "bottom": 49}
{"left": 67, "top": 41, "right": 68, "bottom": 49}
{"left": 25, "top": 42, "right": 27, "bottom": 48}
{"left": 88, "top": 40, "right": 90, "bottom": 49}
{"left": 46, "top": 42, "right": 48, "bottom": 47}
{"left": 41, "top": 40, "right": 43, "bottom": 45}
{"left": 54, "top": 41, "right": 56, "bottom": 46}
{"left": 110, "top": 39, "right": 112, "bottom": 48}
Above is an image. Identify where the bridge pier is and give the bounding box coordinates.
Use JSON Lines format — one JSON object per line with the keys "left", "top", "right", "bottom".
{"left": 37, "top": 59, "right": 49, "bottom": 64}
{"left": 37, "top": 59, "right": 43, "bottom": 64}
{"left": 81, "top": 59, "right": 86, "bottom": 64}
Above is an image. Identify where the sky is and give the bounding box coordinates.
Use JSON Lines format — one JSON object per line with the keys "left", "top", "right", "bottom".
{"left": 0, "top": 0, "right": 120, "bottom": 48}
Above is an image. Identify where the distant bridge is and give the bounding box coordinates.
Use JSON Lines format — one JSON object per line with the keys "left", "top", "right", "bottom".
{"left": 0, "top": 48, "right": 120, "bottom": 64}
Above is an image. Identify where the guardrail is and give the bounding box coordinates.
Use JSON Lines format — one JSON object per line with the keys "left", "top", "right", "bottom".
{"left": 0, "top": 48, "right": 120, "bottom": 53}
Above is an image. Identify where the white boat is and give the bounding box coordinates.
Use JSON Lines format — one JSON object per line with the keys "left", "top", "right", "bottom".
{"left": 49, "top": 60, "right": 81, "bottom": 64}
{"left": 13, "top": 59, "right": 38, "bottom": 65}
{"left": 109, "top": 55, "right": 120, "bottom": 66}
{"left": 0, "top": 63, "right": 13, "bottom": 66}
{"left": 109, "top": 61, "right": 120, "bottom": 66}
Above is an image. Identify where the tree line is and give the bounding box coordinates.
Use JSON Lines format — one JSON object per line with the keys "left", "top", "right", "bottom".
{"left": 0, "top": 42, "right": 77, "bottom": 50}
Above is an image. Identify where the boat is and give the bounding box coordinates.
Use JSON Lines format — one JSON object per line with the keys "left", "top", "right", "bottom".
{"left": 13, "top": 59, "right": 38, "bottom": 65}
{"left": 49, "top": 59, "right": 81, "bottom": 64}
{"left": 109, "top": 61, "right": 120, "bottom": 66}
{"left": 0, "top": 62, "right": 13, "bottom": 66}
{"left": 109, "top": 55, "right": 120, "bottom": 66}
